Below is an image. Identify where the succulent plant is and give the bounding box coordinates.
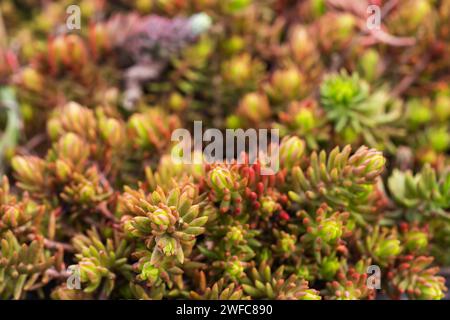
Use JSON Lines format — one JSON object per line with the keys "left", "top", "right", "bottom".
{"left": 387, "top": 255, "right": 446, "bottom": 300}
{"left": 70, "top": 228, "right": 133, "bottom": 297}
{"left": 289, "top": 145, "right": 385, "bottom": 225}
{"left": 320, "top": 71, "right": 402, "bottom": 150}
{"left": 0, "top": 231, "right": 56, "bottom": 299}
{"left": 324, "top": 260, "right": 375, "bottom": 300}
{"left": 388, "top": 165, "right": 449, "bottom": 221}
{"left": 240, "top": 263, "right": 321, "bottom": 300}
{"left": 0, "top": 0, "right": 449, "bottom": 302}
{"left": 190, "top": 275, "right": 250, "bottom": 300}
{"left": 120, "top": 183, "right": 208, "bottom": 265}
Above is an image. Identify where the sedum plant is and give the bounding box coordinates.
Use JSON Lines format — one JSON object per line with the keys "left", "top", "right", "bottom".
{"left": 0, "top": 0, "right": 449, "bottom": 301}
{"left": 320, "top": 71, "right": 403, "bottom": 150}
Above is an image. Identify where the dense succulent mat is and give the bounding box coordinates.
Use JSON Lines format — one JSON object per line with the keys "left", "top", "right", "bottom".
{"left": 0, "top": 0, "right": 449, "bottom": 300}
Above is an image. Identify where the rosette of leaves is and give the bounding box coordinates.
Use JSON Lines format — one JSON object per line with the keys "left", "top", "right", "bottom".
{"left": 240, "top": 263, "right": 321, "bottom": 300}
{"left": 264, "top": 66, "right": 306, "bottom": 106}
{"left": 120, "top": 183, "right": 208, "bottom": 265}
{"left": 46, "top": 132, "right": 91, "bottom": 178}
{"left": 257, "top": 190, "right": 290, "bottom": 222}
{"left": 388, "top": 165, "right": 450, "bottom": 265}
{"left": 271, "top": 229, "right": 297, "bottom": 258}
{"left": 295, "top": 203, "right": 351, "bottom": 254}
{"left": 324, "top": 260, "right": 376, "bottom": 300}
{"left": 205, "top": 155, "right": 287, "bottom": 220}
{"left": 10, "top": 155, "right": 47, "bottom": 196}
{"left": 204, "top": 164, "right": 247, "bottom": 214}
{"left": 198, "top": 219, "right": 261, "bottom": 280}
{"left": 317, "top": 13, "right": 357, "bottom": 53}
{"left": 190, "top": 273, "right": 249, "bottom": 300}
{"left": 46, "top": 102, "right": 126, "bottom": 177}
{"left": 12, "top": 134, "right": 76, "bottom": 188}
{"left": 12, "top": 132, "right": 112, "bottom": 213}
{"left": 0, "top": 176, "right": 43, "bottom": 235}
{"left": 318, "top": 253, "right": 343, "bottom": 281}
{"left": 0, "top": 231, "right": 56, "bottom": 299}
{"left": 47, "top": 102, "right": 98, "bottom": 144}
{"left": 58, "top": 167, "right": 112, "bottom": 212}
{"left": 290, "top": 257, "right": 317, "bottom": 283}
{"left": 241, "top": 164, "right": 288, "bottom": 223}
{"left": 357, "top": 226, "right": 402, "bottom": 267}
{"left": 288, "top": 145, "right": 385, "bottom": 225}
{"left": 68, "top": 228, "right": 132, "bottom": 298}
{"left": 420, "top": 127, "right": 450, "bottom": 160}
{"left": 320, "top": 71, "right": 402, "bottom": 150}
{"left": 231, "top": 92, "right": 272, "bottom": 129}
{"left": 220, "top": 53, "right": 265, "bottom": 106}
{"left": 388, "top": 165, "right": 450, "bottom": 221}
{"left": 274, "top": 135, "right": 304, "bottom": 173}
{"left": 406, "top": 98, "right": 433, "bottom": 130}
{"left": 387, "top": 255, "right": 447, "bottom": 300}
{"left": 131, "top": 249, "right": 187, "bottom": 299}
{"left": 399, "top": 223, "right": 429, "bottom": 254}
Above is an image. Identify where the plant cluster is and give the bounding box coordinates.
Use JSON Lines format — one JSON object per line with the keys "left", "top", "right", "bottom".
{"left": 0, "top": 0, "right": 449, "bottom": 300}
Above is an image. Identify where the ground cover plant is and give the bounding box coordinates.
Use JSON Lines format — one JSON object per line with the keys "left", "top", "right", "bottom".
{"left": 0, "top": 0, "right": 449, "bottom": 300}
